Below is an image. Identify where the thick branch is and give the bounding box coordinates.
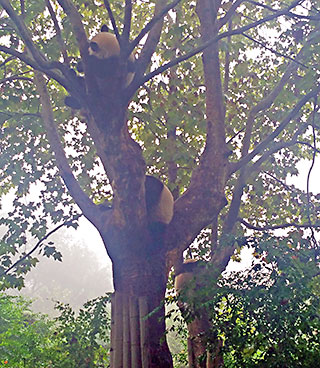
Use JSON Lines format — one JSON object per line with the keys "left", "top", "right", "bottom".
{"left": 0, "top": 0, "right": 48, "bottom": 68}
{"left": 0, "top": 45, "right": 69, "bottom": 89}
{"left": 56, "top": 0, "right": 88, "bottom": 60}
{"left": 33, "top": 71, "right": 99, "bottom": 224}
{"left": 165, "top": 0, "right": 230, "bottom": 259}
{"left": 123, "top": 0, "right": 132, "bottom": 42}
{"left": 103, "top": 0, "right": 120, "bottom": 41}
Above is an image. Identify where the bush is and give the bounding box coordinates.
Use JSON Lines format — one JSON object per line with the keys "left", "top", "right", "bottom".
{"left": 0, "top": 294, "right": 111, "bottom": 367}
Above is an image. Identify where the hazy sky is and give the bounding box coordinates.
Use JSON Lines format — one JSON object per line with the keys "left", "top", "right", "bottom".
{"left": 1, "top": 157, "right": 319, "bottom": 304}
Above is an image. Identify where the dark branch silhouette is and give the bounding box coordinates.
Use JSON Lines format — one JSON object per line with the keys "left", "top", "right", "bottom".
{"left": 0, "top": 215, "right": 82, "bottom": 278}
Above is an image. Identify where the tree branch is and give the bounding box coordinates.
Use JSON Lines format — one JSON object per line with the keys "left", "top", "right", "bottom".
{"left": 0, "top": 0, "right": 48, "bottom": 69}
{"left": 56, "top": 0, "right": 88, "bottom": 60}
{"left": 46, "top": 0, "right": 69, "bottom": 65}
{"left": 123, "top": 0, "right": 132, "bottom": 42}
{"left": 231, "top": 85, "right": 320, "bottom": 174}
{"left": 165, "top": 0, "right": 230, "bottom": 261}
{"left": 239, "top": 218, "right": 320, "bottom": 231}
{"left": 247, "top": 0, "right": 280, "bottom": 13}
{"left": 130, "top": 0, "right": 182, "bottom": 54}
{"left": 138, "top": 0, "right": 304, "bottom": 86}
{"left": 0, "top": 55, "right": 14, "bottom": 68}
{"left": 103, "top": 0, "right": 120, "bottom": 41}
{"left": 0, "top": 215, "right": 82, "bottom": 278}
{"left": 223, "top": 20, "right": 232, "bottom": 94}
{"left": 33, "top": 71, "right": 99, "bottom": 224}
{"left": 0, "top": 45, "right": 69, "bottom": 89}
{"left": 263, "top": 170, "right": 293, "bottom": 192}
{"left": 218, "top": 0, "right": 246, "bottom": 29}
{"left": 306, "top": 97, "right": 318, "bottom": 251}
{"left": 0, "top": 74, "right": 33, "bottom": 84}
{"left": 243, "top": 33, "right": 308, "bottom": 68}
{"left": 223, "top": 121, "right": 308, "bottom": 234}
{"left": 296, "top": 141, "right": 320, "bottom": 154}
{"left": 126, "top": 0, "right": 170, "bottom": 98}
{"left": 231, "top": 22, "right": 319, "bottom": 190}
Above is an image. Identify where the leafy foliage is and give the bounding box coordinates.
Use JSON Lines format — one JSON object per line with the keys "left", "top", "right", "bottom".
{"left": 1, "top": 0, "right": 320, "bottom": 366}
{"left": 175, "top": 233, "right": 320, "bottom": 367}
{"left": 0, "top": 293, "right": 110, "bottom": 367}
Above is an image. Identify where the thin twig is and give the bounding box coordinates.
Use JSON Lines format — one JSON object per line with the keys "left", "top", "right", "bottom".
{"left": 137, "top": 0, "right": 303, "bottom": 87}
{"left": 0, "top": 215, "right": 82, "bottom": 278}
{"left": 226, "top": 128, "right": 245, "bottom": 144}
{"left": 262, "top": 170, "right": 292, "bottom": 192}
{"left": 231, "top": 84, "right": 320, "bottom": 174}
{"left": 243, "top": 33, "right": 308, "bottom": 69}
{"left": 46, "top": 0, "right": 69, "bottom": 65}
{"left": 296, "top": 141, "right": 320, "bottom": 154}
{"left": 0, "top": 75, "right": 33, "bottom": 84}
{"left": 0, "top": 56, "right": 15, "bottom": 68}
{"left": 239, "top": 218, "right": 320, "bottom": 231}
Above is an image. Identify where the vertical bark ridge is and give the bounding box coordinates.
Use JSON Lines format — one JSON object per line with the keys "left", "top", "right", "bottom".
{"left": 110, "top": 292, "right": 172, "bottom": 368}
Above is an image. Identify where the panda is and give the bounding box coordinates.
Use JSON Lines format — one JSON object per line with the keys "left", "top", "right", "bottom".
{"left": 88, "top": 24, "right": 135, "bottom": 84}
{"left": 145, "top": 175, "right": 174, "bottom": 247}
{"left": 65, "top": 25, "right": 135, "bottom": 109}
{"left": 174, "top": 259, "right": 200, "bottom": 295}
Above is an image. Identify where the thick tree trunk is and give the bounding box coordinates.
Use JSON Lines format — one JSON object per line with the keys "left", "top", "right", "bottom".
{"left": 185, "top": 318, "right": 223, "bottom": 368}
{"left": 109, "top": 252, "right": 173, "bottom": 368}
{"left": 177, "top": 288, "right": 223, "bottom": 368}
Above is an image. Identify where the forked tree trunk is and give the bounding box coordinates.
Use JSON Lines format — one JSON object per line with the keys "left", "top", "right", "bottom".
{"left": 109, "top": 253, "right": 173, "bottom": 368}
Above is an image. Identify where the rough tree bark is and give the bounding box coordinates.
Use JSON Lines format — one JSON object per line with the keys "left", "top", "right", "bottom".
{"left": 172, "top": 1, "right": 227, "bottom": 366}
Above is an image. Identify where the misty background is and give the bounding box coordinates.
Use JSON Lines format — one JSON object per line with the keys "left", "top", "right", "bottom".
{"left": 1, "top": 159, "right": 319, "bottom": 315}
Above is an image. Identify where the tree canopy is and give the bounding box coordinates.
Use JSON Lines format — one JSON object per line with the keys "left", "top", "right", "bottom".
{"left": 0, "top": 0, "right": 320, "bottom": 367}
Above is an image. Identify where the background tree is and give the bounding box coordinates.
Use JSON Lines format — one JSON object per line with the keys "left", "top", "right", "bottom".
{"left": 0, "top": 0, "right": 320, "bottom": 367}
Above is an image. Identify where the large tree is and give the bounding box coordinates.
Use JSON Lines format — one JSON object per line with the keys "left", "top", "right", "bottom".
{"left": 0, "top": 0, "right": 320, "bottom": 367}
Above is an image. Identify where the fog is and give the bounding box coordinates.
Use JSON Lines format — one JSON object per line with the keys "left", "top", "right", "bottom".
{"left": 1, "top": 158, "right": 319, "bottom": 314}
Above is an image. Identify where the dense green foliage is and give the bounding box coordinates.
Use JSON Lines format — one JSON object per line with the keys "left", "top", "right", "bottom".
{"left": 1, "top": 0, "right": 320, "bottom": 366}
{"left": 215, "top": 236, "right": 320, "bottom": 367}
{"left": 169, "top": 233, "right": 320, "bottom": 367}
{"left": 0, "top": 294, "right": 110, "bottom": 367}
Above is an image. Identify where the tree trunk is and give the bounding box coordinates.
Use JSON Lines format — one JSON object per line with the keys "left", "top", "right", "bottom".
{"left": 109, "top": 251, "right": 173, "bottom": 368}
